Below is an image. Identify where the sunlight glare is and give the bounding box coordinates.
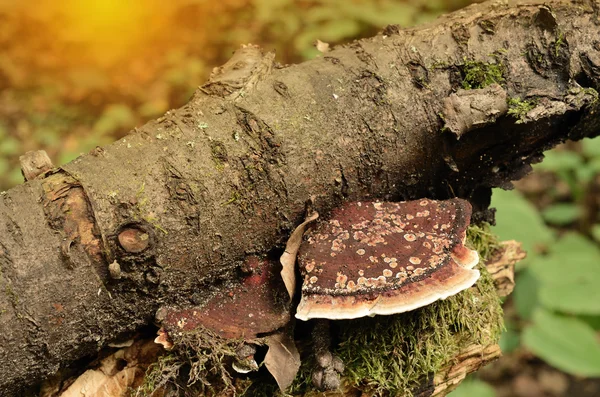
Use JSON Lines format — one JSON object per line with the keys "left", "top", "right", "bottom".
{"left": 58, "top": 0, "right": 164, "bottom": 66}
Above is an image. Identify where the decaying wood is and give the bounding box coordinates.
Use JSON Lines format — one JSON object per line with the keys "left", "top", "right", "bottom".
{"left": 1, "top": 0, "right": 599, "bottom": 394}
{"left": 486, "top": 240, "right": 525, "bottom": 297}
{"left": 41, "top": 241, "right": 518, "bottom": 397}
{"left": 426, "top": 344, "right": 502, "bottom": 397}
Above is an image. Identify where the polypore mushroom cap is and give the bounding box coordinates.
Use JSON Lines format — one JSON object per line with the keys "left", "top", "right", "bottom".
{"left": 160, "top": 256, "right": 290, "bottom": 339}
{"left": 295, "top": 198, "right": 479, "bottom": 321}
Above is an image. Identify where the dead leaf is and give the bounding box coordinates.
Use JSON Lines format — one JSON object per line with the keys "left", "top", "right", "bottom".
{"left": 154, "top": 327, "right": 174, "bottom": 350}
{"left": 49, "top": 339, "right": 162, "bottom": 397}
{"left": 60, "top": 365, "right": 139, "bottom": 397}
{"left": 280, "top": 211, "right": 319, "bottom": 299}
{"left": 264, "top": 331, "right": 301, "bottom": 391}
{"left": 315, "top": 40, "right": 330, "bottom": 53}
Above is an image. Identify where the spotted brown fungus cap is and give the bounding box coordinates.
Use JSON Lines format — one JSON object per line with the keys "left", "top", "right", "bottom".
{"left": 295, "top": 199, "right": 479, "bottom": 321}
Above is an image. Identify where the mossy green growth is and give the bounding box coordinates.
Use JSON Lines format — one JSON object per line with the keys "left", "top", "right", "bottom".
{"left": 554, "top": 30, "right": 565, "bottom": 57}
{"left": 132, "top": 182, "right": 168, "bottom": 234}
{"left": 210, "top": 140, "right": 228, "bottom": 171}
{"left": 222, "top": 190, "right": 241, "bottom": 206}
{"left": 507, "top": 97, "right": 536, "bottom": 124}
{"left": 581, "top": 87, "right": 599, "bottom": 106}
{"left": 466, "top": 222, "right": 501, "bottom": 262}
{"left": 133, "top": 354, "right": 184, "bottom": 397}
{"left": 460, "top": 60, "right": 505, "bottom": 90}
{"left": 329, "top": 224, "right": 503, "bottom": 396}
{"left": 133, "top": 327, "right": 246, "bottom": 397}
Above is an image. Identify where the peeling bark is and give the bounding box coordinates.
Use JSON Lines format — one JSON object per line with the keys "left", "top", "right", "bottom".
{"left": 1, "top": 0, "right": 599, "bottom": 395}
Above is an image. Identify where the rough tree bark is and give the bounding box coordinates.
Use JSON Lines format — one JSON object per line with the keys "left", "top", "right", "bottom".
{"left": 1, "top": 0, "right": 599, "bottom": 395}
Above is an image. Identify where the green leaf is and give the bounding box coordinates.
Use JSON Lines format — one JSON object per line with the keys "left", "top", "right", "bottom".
{"left": 581, "top": 137, "right": 600, "bottom": 158}
{"left": 579, "top": 315, "right": 600, "bottom": 331}
{"left": 513, "top": 268, "right": 539, "bottom": 320}
{"left": 499, "top": 322, "right": 520, "bottom": 353}
{"left": 529, "top": 233, "right": 600, "bottom": 315}
{"left": 523, "top": 310, "right": 600, "bottom": 377}
{"left": 541, "top": 203, "right": 581, "bottom": 225}
{"left": 448, "top": 379, "right": 496, "bottom": 397}
{"left": 575, "top": 163, "right": 599, "bottom": 184}
{"left": 529, "top": 233, "right": 600, "bottom": 285}
{"left": 534, "top": 150, "right": 583, "bottom": 172}
{"left": 529, "top": 234, "right": 600, "bottom": 313}
{"left": 592, "top": 224, "right": 600, "bottom": 243}
{"left": 491, "top": 189, "right": 555, "bottom": 266}
{"left": 539, "top": 284, "right": 600, "bottom": 315}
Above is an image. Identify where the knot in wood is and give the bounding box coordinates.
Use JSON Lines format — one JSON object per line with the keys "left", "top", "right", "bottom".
{"left": 118, "top": 226, "right": 150, "bottom": 253}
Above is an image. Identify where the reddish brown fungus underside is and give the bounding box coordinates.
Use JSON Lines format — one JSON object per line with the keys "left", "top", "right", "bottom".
{"left": 295, "top": 198, "right": 479, "bottom": 320}
{"left": 159, "top": 256, "right": 290, "bottom": 339}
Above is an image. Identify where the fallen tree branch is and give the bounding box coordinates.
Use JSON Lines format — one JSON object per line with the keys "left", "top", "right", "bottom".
{"left": 0, "top": 0, "right": 598, "bottom": 394}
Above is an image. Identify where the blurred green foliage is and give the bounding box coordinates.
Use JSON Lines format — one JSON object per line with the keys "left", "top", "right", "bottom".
{"left": 452, "top": 141, "right": 600, "bottom": 394}
{"left": 523, "top": 310, "right": 600, "bottom": 377}
{"left": 489, "top": 142, "right": 600, "bottom": 379}
{"left": 449, "top": 378, "right": 496, "bottom": 397}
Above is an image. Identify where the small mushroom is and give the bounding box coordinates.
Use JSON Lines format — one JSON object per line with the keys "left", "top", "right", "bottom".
{"left": 154, "top": 328, "right": 173, "bottom": 350}
{"left": 108, "top": 260, "right": 121, "bottom": 280}
{"left": 295, "top": 198, "right": 480, "bottom": 321}
{"left": 232, "top": 344, "right": 259, "bottom": 374}
{"left": 118, "top": 226, "right": 150, "bottom": 253}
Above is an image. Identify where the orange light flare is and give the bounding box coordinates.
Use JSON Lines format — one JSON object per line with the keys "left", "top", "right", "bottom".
{"left": 49, "top": 0, "right": 170, "bottom": 68}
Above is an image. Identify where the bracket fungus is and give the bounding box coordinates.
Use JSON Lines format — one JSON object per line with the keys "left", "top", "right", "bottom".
{"left": 295, "top": 198, "right": 480, "bottom": 321}
{"left": 158, "top": 256, "right": 290, "bottom": 339}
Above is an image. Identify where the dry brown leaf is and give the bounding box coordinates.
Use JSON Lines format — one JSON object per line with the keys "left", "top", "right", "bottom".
{"left": 59, "top": 366, "right": 139, "bottom": 397}
{"left": 315, "top": 39, "right": 330, "bottom": 53}
{"left": 280, "top": 211, "right": 319, "bottom": 299}
{"left": 264, "top": 331, "right": 301, "bottom": 391}
{"left": 49, "top": 339, "right": 162, "bottom": 397}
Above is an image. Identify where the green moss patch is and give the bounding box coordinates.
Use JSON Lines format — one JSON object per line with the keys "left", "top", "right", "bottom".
{"left": 459, "top": 60, "right": 505, "bottom": 90}
{"left": 467, "top": 222, "right": 502, "bottom": 261}
{"left": 134, "top": 327, "right": 247, "bottom": 397}
{"left": 507, "top": 97, "right": 536, "bottom": 124}
{"left": 133, "top": 354, "right": 184, "bottom": 397}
